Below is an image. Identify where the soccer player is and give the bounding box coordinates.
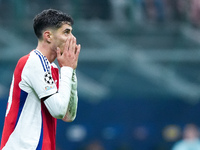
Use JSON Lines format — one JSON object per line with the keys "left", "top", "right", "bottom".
{"left": 0, "top": 9, "right": 81, "bottom": 150}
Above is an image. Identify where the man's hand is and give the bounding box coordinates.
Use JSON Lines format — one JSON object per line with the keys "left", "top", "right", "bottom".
{"left": 57, "top": 36, "right": 81, "bottom": 69}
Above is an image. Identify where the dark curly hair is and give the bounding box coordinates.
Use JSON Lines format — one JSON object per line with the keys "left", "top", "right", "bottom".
{"left": 33, "top": 9, "right": 74, "bottom": 39}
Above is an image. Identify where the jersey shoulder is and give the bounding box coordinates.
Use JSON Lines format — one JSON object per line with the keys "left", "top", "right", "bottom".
{"left": 28, "top": 50, "right": 51, "bottom": 72}
{"left": 19, "top": 50, "right": 58, "bottom": 98}
{"left": 13, "top": 52, "right": 31, "bottom": 77}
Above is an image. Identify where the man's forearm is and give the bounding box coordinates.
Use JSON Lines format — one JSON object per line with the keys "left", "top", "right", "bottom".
{"left": 62, "top": 90, "right": 78, "bottom": 122}
{"left": 62, "top": 70, "right": 78, "bottom": 122}
{"left": 44, "top": 67, "right": 73, "bottom": 119}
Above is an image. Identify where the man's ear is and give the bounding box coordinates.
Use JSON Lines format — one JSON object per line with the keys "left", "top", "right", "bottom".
{"left": 43, "top": 30, "right": 52, "bottom": 43}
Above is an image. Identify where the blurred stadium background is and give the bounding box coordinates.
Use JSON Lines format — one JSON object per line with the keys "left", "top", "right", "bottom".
{"left": 1, "top": 0, "right": 200, "bottom": 149}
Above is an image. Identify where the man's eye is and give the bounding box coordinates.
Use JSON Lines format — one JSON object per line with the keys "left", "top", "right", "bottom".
{"left": 65, "top": 30, "right": 71, "bottom": 34}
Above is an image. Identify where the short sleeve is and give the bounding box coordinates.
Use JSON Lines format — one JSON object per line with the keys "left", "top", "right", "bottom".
{"left": 19, "top": 52, "right": 57, "bottom": 99}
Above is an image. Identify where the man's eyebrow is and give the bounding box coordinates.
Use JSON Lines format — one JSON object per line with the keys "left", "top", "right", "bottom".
{"left": 64, "top": 28, "right": 72, "bottom": 32}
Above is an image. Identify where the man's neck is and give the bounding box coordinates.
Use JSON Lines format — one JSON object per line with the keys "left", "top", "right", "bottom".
{"left": 36, "top": 42, "right": 56, "bottom": 63}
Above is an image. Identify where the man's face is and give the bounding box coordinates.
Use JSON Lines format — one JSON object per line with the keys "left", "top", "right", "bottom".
{"left": 51, "top": 23, "right": 74, "bottom": 53}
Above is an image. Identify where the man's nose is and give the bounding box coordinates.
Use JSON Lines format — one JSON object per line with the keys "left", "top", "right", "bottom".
{"left": 71, "top": 34, "right": 75, "bottom": 39}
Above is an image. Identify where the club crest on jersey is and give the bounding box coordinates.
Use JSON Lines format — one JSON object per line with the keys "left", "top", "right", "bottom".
{"left": 44, "top": 71, "right": 54, "bottom": 84}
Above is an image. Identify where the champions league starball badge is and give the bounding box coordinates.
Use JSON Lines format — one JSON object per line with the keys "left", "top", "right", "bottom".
{"left": 44, "top": 71, "right": 54, "bottom": 85}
